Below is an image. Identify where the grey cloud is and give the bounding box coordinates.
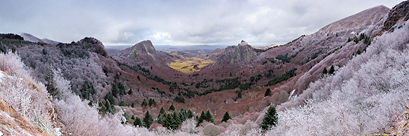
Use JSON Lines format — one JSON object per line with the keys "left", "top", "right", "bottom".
{"left": 0, "top": 0, "right": 404, "bottom": 46}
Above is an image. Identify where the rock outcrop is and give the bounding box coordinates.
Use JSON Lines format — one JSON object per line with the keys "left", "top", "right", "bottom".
{"left": 127, "top": 40, "right": 158, "bottom": 60}
{"left": 217, "top": 40, "right": 254, "bottom": 64}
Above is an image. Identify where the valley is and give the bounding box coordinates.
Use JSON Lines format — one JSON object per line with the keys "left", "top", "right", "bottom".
{"left": 1, "top": 1, "right": 409, "bottom": 135}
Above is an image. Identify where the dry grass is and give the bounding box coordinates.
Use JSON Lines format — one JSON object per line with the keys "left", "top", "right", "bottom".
{"left": 168, "top": 57, "right": 213, "bottom": 74}
{"left": 0, "top": 99, "right": 48, "bottom": 136}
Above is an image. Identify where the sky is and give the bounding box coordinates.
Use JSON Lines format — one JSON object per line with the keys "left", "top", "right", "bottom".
{"left": 0, "top": 0, "right": 404, "bottom": 46}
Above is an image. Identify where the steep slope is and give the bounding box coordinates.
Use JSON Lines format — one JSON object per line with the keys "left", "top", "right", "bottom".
{"left": 20, "top": 33, "right": 60, "bottom": 45}
{"left": 217, "top": 40, "right": 254, "bottom": 64}
{"left": 112, "top": 40, "right": 183, "bottom": 81}
{"left": 0, "top": 53, "right": 61, "bottom": 135}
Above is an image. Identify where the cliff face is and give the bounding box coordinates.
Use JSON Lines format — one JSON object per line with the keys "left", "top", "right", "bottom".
{"left": 383, "top": 1, "right": 409, "bottom": 32}
{"left": 127, "top": 40, "right": 158, "bottom": 60}
{"left": 217, "top": 40, "right": 254, "bottom": 64}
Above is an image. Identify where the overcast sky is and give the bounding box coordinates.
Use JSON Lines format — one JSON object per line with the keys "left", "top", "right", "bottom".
{"left": 0, "top": 0, "right": 403, "bottom": 46}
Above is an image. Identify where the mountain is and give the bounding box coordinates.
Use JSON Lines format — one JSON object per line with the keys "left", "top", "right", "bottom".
{"left": 20, "top": 33, "right": 60, "bottom": 45}
{"left": 216, "top": 40, "right": 254, "bottom": 64}
{"left": 2, "top": 1, "right": 409, "bottom": 135}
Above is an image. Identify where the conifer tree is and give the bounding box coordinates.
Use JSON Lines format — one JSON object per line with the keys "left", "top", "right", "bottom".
{"left": 238, "top": 91, "right": 242, "bottom": 99}
{"left": 157, "top": 113, "right": 166, "bottom": 124}
{"left": 197, "top": 110, "right": 206, "bottom": 127}
{"left": 179, "top": 108, "right": 186, "bottom": 122}
{"left": 163, "top": 113, "right": 178, "bottom": 130}
{"left": 128, "top": 89, "right": 133, "bottom": 95}
{"left": 173, "top": 111, "right": 182, "bottom": 126}
{"left": 105, "top": 92, "right": 114, "bottom": 105}
{"left": 159, "top": 107, "right": 165, "bottom": 115}
{"left": 322, "top": 67, "right": 328, "bottom": 74}
{"left": 205, "top": 110, "right": 214, "bottom": 123}
{"left": 264, "top": 88, "right": 272, "bottom": 97}
{"left": 259, "top": 105, "right": 278, "bottom": 130}
{"left": 149, "top": 99, "right": 157, "bottom": 107}
{"left": 141, "top": 99, "right": 148, "bottom": 107}
{"left": 169, "top": 104, "right": 175, "bottom": 111}
{"left": 221, "top": 111, "right": 232, "bottom": 122}
{"left": 143, "top": 111, "right": 153, "bottom": 128}
{"left": 131, "top": 115, "right": 135, "bottom": 120}
{"left": 187, "top": 109, "right": 194, "bottom": 119}
{"left": 133, "top": 116, "right": 143, "bottom": 127}
{"left": 329, "top": 65, "right": 335, "bottom": 74}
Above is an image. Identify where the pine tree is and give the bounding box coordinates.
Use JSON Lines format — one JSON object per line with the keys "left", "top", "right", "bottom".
{"left": 179, "top": 111, "right": 186, "bottom": 122}
{"left": 133, "top": 116, "right": 143, "bottom": 127}
{"left": 104, "top": 101, "right": 115, "bottom": 114}
{"left": 329, "top": 65, "right": 335, "bottom": 74}
{"left": 157, "top": 113, "right": 166, "bottom": 124}
{"left": 119, "top": 101, "right": 126, "bottom": 106}
{"left": 105, "top": 92, "right": 114, "bottom": 105}
{"left": 163, "top": 113, "right": 178, "bottom": 130}
{"left": 187, "top": 109, "right": 194, "bottom": 119}
{"left": 221, "top": 111, "right": 232, "bottom": 122}
{"left": 131, "top": 115, "right": 135, "bottom": 120}
{"left": 322, "top": 67, "right": 328, "bottom": 75}
{"left": 149, "top": 99, "right": 157, "bottom": 107}
{"left": 197, "top": 110, "right": 206, "bottom": 127}
{"left": 159, "top": 107, "right": 165, "bottom": 115}
{"left": 264, "top": 88, "right": 272, "bottom": 97}
{"left": 141, "top": 99, "right": 148, "bottom": 107}
{"left": 143, "top": 111, "right": 153, "bottom": 128}
{"left": 259, "top": 105, "right": 278, "bottom": 130}
{"left": 128, "top": 89, "right": 133, "bottom": 95}
{"left": 111, "top": 83, "right": 119, "bottom": 97}
{"left": 169, "top": 104, "right": 175, "bottom": 111}
{"left": 131, "top": 103, "right": 134, "bottom": 108}
{"left": 205, "top": 110, "right": 214, "bottom": 123}
{"left": 173, "top": 111, "right": 181, "bottom": 127}
{"left": 179, "top": 108, "right": 186, "bottom": 122}
{"left": 237, "top": 91, "right": 242, "bottom": 99}
{"left": 45, "top": 66, "right": 58, "bottom": 97}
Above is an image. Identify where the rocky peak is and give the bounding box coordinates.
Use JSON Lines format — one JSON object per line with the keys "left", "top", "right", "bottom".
{"left": 238, "top": 40, "right": 249, "bottom": 46}
{"left": 217, "top": 40, "right": 254, "bottom": 64}
{"left": 127, "top": 40, "right": 158, "bottom": 60}
{"left": 79, "top": 37, "right": 108, "bottom": 57}
{"left": 383, "top": 1, "right": 409, "bottom": 32}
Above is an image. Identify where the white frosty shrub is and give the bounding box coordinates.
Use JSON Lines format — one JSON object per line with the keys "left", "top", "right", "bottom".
{"left": 0, "top": 52, "right": 59, "bottom": 135}
{"left": 269, "top": 21, "right": 409, "bottom": 135}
